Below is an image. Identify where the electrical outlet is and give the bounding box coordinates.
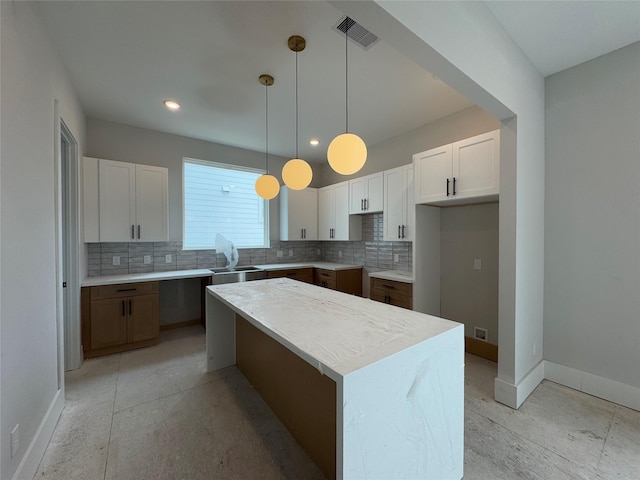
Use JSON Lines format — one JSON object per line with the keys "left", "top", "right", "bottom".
{"left": 317, "top": 249, "right": 321, "bottom": 256}
{"left": 143, "top": 255, "right": 152, "bottom": 264}
{"left": 474, "top": 259, "right": 482, "bottom": 270}
{"left": 394, "top": 254, "right": 399, "bottom": 263}
{"left": 474, "top": 327, "right": 488, "bottom": 342}
{"left": 289, "top": 249, "right": 294, "bottom": 257}
{"left": 165, "top": 254, "right": 172, "bottom": 263}
{"left": 339, "top": 250, "right": 343, "bottom": 258}
{"left": 112, "top": 256, "right": 120, "bottom": 266}
{"left": 276, "top": 250, "right": 283, "bottom": 258}
{"left": 11, "top": 424, "right": 19, "bottom": 458}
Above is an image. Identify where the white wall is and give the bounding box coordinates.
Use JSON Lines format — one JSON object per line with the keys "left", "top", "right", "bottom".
{"left": 1, "top": 2, "right": 85, "bottom": 478}
{"left": 319, "top": 105, "right": 499, "bottom": 185}
{"left": 86, "top": 118, "right": 312, "bottom": 243}
{"left": 545, "top": 43, "right": 640, "bottom": 390}
{"left": 334, "top": 0, "right": 546, "bottom": 408}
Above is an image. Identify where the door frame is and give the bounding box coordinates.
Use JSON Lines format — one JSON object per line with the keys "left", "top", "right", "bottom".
{"left": 54, "top": 101, "right": 82, "bottom": 375}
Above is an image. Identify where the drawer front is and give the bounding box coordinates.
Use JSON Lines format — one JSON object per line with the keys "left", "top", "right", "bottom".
{"left": 314, "top": 269, "right": 337, "bottom": 289}
{"left": 91, "top": 281, "right": 159, "bottom": 300}
{"left": 370, "top": 278, "right": 413, "bottom": 309}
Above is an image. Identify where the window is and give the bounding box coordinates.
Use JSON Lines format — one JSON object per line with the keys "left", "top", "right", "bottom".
{"left": 183, "top": 158, "right": 269, "bottom": 249}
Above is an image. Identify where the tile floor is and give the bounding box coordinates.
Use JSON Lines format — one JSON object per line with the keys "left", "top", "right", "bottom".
{"left": 35, "top": 326, "right": 640, "bottom": 479}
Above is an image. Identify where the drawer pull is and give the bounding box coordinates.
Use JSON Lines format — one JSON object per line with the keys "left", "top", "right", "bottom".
{"left": 116, "top": 288, "right": 137, "bottom": 292}
{"left": 382, "top": 284, "right": 396, "bottom": 289}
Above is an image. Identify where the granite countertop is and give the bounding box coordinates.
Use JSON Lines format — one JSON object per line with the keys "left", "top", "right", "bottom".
{"left": 207, "top": 277, "right": 458, "bottom": 379}
{"left": 368, "top": 270, "right": 414, "bottom": 284}
{"left": 81, "top": 262, "right": 363, "bottom": 287}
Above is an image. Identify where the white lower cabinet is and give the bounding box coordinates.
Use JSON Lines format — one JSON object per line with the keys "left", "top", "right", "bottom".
{"left": 318, "top": 181, "right": 361, "bottom": 241}
{"left": 383, "top": 164, "right": 414, "bottom": 241}
{"left": 280, "top": 186, "right": 318, "bottom": 241}
{"left": 84, "top": 157, "right": 168, "bottom": 242}
{"left": 414, "top": 129, "right": 500, "bottom": 205}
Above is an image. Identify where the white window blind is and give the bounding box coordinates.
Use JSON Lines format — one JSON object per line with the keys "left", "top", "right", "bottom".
{"left": 183, "top": 159, "right": 268, "bottom": 249}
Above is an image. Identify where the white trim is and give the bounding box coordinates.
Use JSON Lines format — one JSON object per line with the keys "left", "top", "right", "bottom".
{"left": 544, "top": 361, "right": 640, "bottom": 412}
{"left": 11, "top": 389, "right": 64, "bottom": 480}
{"left": 494, "top": 360, "right": 544, "bottom": 409}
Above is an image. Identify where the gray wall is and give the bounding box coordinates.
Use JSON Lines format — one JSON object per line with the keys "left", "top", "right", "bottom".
{"left": 1, "top": 2, "right": 86, "bottom": 478}
{"left": 544, "top": 42, "right": 640, "bottom": 389}
{"left": 441, "top": 203, "right": 499, "bottom": 345}
{"left": 319, "top": 105, "right": 499, "bottom": 186}
{"left": 86, "top": 118, "right": 325, "bottom": 243}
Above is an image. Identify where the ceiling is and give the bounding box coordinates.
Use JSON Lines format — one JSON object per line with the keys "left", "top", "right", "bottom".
{"left": 36, "top": 1, "right": 640, "bottom": 164}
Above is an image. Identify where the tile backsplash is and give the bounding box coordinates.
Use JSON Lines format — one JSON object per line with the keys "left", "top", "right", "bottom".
{"left": 87, "top": 213, "right": 411, "bottom": 276}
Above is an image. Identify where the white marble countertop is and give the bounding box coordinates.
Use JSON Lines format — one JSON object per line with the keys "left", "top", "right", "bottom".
{"left": 207, "top": 278, "right": 459, "bottom": 379}
{"left": 81, "top": 262, "right": 362, "bottom": 287}
{"left": 81, "top": 269, "right": 214, "bottom": 287}
{"left": 368, "top": 270, "right": 414, "bottom": 283}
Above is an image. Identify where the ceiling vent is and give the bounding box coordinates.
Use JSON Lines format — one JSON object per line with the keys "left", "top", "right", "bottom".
{"left": 333, "top": 16, "right": 379, "bottom": 50}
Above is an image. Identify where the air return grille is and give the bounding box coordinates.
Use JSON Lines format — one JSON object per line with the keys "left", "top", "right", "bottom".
{"left": 333, "top": 16, "right": 379, "bottom": 50}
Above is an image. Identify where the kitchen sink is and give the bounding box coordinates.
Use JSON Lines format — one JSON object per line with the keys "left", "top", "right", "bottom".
{"left": 210, "top": 266, "right": 266, "bottom": 285}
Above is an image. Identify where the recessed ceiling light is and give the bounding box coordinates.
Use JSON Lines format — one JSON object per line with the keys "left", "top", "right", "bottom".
{"left": 309, "top": 139, "right": 320, "bottom": 146}
{"left": 164, "top": 100, "right": 180, "bottom": 111}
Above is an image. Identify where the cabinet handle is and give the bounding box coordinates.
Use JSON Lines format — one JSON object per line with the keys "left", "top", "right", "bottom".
{"left": 121, "top": 300, "right": 125, "bottom": 316}
{"left": 361, "top": 198, "right": 364, "bottom": 210}
{"left": 129, "top": 299, "right": 132, "bottom": 315}
{"left": 364, "top": 198, "right": 368, "bottom": 210}
{"left": 131, "top": 225, "right": 135, "bottom": 239}
{"left": 453, "top": 177, "right": 457, "bottom": 196}
{"left": 402, "top": 225, "right": 405, "bottom": 238}
{"left": 138, "top": 225, "right": 141, "bottom": 239}
{"left": 398, "top": 225, "right": 401, "bottom": 239}
{"left": 382, "top": 284, "right": 396, "bottom": 289}
{"left": 446, "top": 178, "right": 450, "bottom": 197}
{"left": 116, "top": 288, "right": 137, "bottom": 293}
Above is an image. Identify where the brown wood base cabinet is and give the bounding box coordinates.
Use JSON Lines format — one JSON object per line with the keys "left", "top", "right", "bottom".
{"left": 266, "top": 267, "right": 314, "bottom": 284}
{"left": 82, "top": 281, "right": 160, "bottom": 358}
{"left": 314, "top": 268, "right": 362, "bottom": 296}
{"left": 370, "top": 277, "right": 413, "bottom": 310}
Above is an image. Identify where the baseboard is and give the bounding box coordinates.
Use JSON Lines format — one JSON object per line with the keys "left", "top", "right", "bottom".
{"left": 494, "top": 360, "right": 545, "bottom": 409}
{"left": 465, "top": 336, "right": 498, "bottom": 362}
{"left": 544, "top": 361, "right": 640, "bottom": 412}
{"left": 12, "top": 388, "right": 64, "bottom": 480}
{"left": 160, "top": 318, "right": 201, "bottom": 331}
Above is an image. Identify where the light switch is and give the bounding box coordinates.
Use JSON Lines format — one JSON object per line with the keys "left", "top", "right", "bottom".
{"left": 112, "top": 256, "right": 120, "bottom": 266}
{"left": 276, "top": 250, "right": 283, "bottom": 258}
{"left": 165, "top": 254, "right": 172, "bottom": 263}
{"left": 289, "top": 249, "right": 294, "bottom": 257}
{"left": 144, "top": 255, "right": 152, "bottom": 264}
{"left": 339, "top": 250, "right": 343, "bottom": 258}
{"left": 474, "top": 259, "right": 482, "bottom": 270}
{"left": 394, "top": 254, "right": 400, "bottom": 263}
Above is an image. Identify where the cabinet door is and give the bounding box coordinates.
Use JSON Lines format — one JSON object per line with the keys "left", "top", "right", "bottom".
{"left": 413, "top": 145, "right": 452, "bottom": 204}
{"left": 90, "top": 298, "right": 128, "bottom": 350}
{"left": 333, "top": 182, "right": 351, "bottom": 240}
{"left": 349, "top": 177, "right": 366, "bottom": 214}
{"left": 365, "top": 172, "right": 383, "bottom": 213}
{"left": 128, "top": 294, "right": 159, "bottom": 343}
{"left": 403, "top": 165, "right": 414, "bottom": 242}
{"left": 281, "top": 187, "right": 318, "bottom": 241}
{"left": 318, "top": 186, "right": 334, "bottom": 241}
{"left": 383, "top": 166, "right": 406, "bottom": 241}
{"left": 99, "top": 160, "right": 136, "bottom": 241}
{"left": 135, "top": 164, "right": 168, "bottom": 241}
{"left": 83, "top": 157, "right": 100, "bottom": 242}
{"left": 452, "top": 130, "right": 500, "bottom": 200}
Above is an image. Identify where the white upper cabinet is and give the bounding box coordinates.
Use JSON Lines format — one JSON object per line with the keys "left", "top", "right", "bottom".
{"left": 349, "top": 172, "right": 383, "bottom": 214}
{"left": 318, "top": 181, "right": 362, "bottom": 241}
{"left": 414, "top": 129, "right": 500, "bottom": 206}
{"left": 383, "top": 164, "right": 414, "bottom": 242}
{"left": 280, "top": 186, "right": 318, "bottom": 241}
{"left": 84, "top": 157, "right": 168, "bottom": 242}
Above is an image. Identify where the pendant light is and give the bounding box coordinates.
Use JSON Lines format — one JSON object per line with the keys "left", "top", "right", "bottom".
{"left": 255, "top": 74, "right": 280, "bottom": 200}
{"left": 282, "top": 35, "right": 313, "bottom": 190}
{"left": 327, "top": 17, "right": 367, "bottom": 175}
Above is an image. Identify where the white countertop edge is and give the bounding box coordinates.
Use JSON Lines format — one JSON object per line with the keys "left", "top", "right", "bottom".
{"left": 81, "top": 269, "right": 213, "bottom": 287}
{"left": 368, "top": 270, "right": 415, "bottom": 283}
{"left": 83, "top": 262, "right": 363, "bottom": 286}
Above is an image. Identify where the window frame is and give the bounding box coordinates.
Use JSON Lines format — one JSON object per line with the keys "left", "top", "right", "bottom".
{"left": 182, "top": 157, "right": 270, "bottom": 250}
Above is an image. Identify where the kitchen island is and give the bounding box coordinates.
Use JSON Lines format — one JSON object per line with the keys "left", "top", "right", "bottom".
{"left": 206, "top": 278, "right": 463, "bottom": 480}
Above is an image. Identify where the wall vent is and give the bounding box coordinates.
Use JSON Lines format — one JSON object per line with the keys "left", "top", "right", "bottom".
{"left": 333, "top": 16, "right": 379, "bottom": 50}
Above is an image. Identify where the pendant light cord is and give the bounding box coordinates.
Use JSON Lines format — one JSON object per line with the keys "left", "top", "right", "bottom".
{"left": 345, "top": 21, "right": 349, "bottom": 134}
{"left": 265, "top": 81, "right": 269, "bottom": 173}
{"left": 295, "top": 49, "right": 299, "bottom": 159}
